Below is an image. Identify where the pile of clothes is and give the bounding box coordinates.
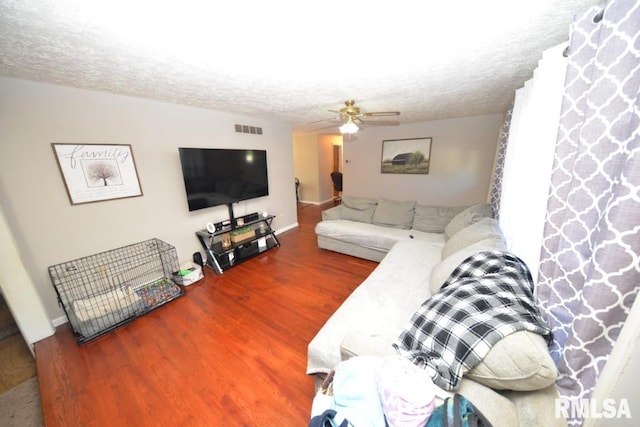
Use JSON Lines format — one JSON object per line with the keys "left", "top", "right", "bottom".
{"left": 310, "top": 356, "right": 437, "bottom": 427}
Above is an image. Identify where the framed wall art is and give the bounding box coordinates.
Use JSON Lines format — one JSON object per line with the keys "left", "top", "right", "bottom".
{"left": 381, "top": 137, "right": 432, "bottom": 174}
{"left": 52, "top": 143, "right": 143, "bottom": 205}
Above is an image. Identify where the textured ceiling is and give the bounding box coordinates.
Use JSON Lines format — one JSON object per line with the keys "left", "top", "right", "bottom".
{"left": 0, "top": 0, "right": 599, "bottom": 134}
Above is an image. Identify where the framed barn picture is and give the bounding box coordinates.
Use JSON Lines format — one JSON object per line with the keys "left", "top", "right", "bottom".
{"left": 381, "top": 137, "right": 432, "bottom": 174}
{"left": 52, "top": 143, "right": 143, "bottom": 205}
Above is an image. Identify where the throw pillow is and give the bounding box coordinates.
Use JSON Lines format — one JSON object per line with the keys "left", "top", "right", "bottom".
{"left": 342, "top": 195, "right": 378, "bottom": 210}
{"left": 464, "top": 331, "right": 558, "bottom": 391}
{"left": 372, "top": 198, "right": 416, "bottom": 229}
{"left": 412, "top": 205, "right": 467, "bottom": 233}
{"left": 429, "top": 236, "right": 507, "bottom": 294}
{"left": 444, "top": 203, "right": 493, "bottom": 240}
{"left": 321, "top": 205, "right": 343, "bottom": 221}
{"left": 341, "top": 205, "right": 376, "bottom": 223}
{"left": 341, "top": 196, "right": 378, "bottom": 223}
{"left": 441, "top": 218, "right": 504, "bottom": 259}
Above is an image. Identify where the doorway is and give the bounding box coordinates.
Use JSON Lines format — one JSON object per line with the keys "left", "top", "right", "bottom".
{"left": 0, "top": 293, "right": 36, "bottom": 393}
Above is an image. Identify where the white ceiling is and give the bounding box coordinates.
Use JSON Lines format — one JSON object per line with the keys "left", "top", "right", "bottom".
{"left": 0, "top": 0, "right": 599, "bottom": 134}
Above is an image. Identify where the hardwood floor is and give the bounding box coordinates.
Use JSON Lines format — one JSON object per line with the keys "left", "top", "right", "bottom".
{"left": 34, "top": 203, "right": 377, "bottom": 426}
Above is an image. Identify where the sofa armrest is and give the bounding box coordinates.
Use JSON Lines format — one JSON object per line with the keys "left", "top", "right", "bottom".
{"left": 457, "top": 379, "right": 520, "bottom": 427}
{"left": 501, "top": 385, "right": 567, "bottom": 427}
{"left": 321, "top": 205, "right": 343, "bottom": 221}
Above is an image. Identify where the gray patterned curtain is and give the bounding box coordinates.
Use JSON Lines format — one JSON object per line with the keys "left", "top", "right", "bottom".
{"left": 536, "top": 0, "right": 640, "bottom": 425}
{"left": 488, "top": 103, "right": 513, "bottom": 219}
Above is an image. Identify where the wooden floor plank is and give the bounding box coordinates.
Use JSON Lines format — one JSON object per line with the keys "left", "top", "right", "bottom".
{"left": 35, "top": 203, "right": 377, "bottom": 426}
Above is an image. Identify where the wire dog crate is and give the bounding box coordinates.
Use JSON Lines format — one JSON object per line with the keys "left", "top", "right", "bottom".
{"left": 48, "top": 238, "right": 185, "bottom": 344}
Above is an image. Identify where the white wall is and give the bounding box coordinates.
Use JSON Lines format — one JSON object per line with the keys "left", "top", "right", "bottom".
{"left": 343, "top": 114, "right": 503, "bottom": 205}
{"left": 0, "top": 77, "right": 297, "bottom": 325}
{"left": 295, "top": 114, "right": 502, "bottom": 206}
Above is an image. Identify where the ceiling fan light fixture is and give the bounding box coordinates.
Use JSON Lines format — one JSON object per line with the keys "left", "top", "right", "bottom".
{"left": 339, "top": 120, "right": 359, "bottom": 134}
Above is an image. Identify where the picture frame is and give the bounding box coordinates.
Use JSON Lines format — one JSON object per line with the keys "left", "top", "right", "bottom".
{"left": 51, "top": 143, "right": 143, "bottom": 205}
{"left": 381, "top": 137, "right": 432, "bottom": 174}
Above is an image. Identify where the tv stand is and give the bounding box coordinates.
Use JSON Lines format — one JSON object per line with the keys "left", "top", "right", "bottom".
{"left": 226, "top": 202, "right": 235, "bottom": 229}
{"left": 195, "top": 214, "right": 280, "bottom": 274}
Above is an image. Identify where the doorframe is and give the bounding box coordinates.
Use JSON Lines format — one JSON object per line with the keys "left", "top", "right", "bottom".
{"left": 0, "top": 205, "right": 55, "bottom": 352}
{"left": 332, "top": 144, "right": 342, "bottom": 198}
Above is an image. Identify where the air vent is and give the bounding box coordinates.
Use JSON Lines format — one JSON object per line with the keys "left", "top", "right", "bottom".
{"left": 235, "top": 124, "right": 263, "bottom": 135}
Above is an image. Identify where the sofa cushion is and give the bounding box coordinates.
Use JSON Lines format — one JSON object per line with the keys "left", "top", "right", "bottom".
{"left": 412, "top": 205, "right": 467, "bottom": 233}
{"left": 341, "top": 196, "right": 378, "bottom": 223}
{"left": 316, "top": 220, "right": 409, "bottom": 252}
{"left": 442, "top": 218, "right": 504, "bottom": 259}
{"left": 430, "top": 236, "right": 507, "bottom": 294}
{"left": 444, "top": 203, "right": 493, "bottom": 240}
{"left": 465, "top": 331, "right": 558, "bottom": 391}
{"left": 341, "top": 332, "right": 397, "bottom": 360}
{"left": 321, "top": 205, "right": 343, "bottom": 221}
{"left": 343, "top": 195, "right": 378, "bottom": 210}
{"left": 307, "top": 239, "right": 443, "bottom": 375}
{"left": 372, "top": 198, "right": 416, "bottom": 229}
{"left": 342, "top": 205, "right": 376, "bottom": 223}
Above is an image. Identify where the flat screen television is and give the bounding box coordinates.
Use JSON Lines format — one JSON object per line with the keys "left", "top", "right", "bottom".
{"left": 178, "top": 147, "right": 269, "bottom": 212}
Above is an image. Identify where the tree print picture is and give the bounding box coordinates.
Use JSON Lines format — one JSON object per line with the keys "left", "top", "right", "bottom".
{"left": 85, "top": 160, "right": 123, "bottom": 187}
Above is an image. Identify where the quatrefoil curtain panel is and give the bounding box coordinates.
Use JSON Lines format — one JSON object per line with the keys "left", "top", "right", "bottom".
{"left": 488, "top": 104, "right": 511, "bottom": 220}
{"left": 491, "top": 1, "right": 639, "bottom": 425}
{"left": 537, "top": 1, "right": 640, "bottom": 422}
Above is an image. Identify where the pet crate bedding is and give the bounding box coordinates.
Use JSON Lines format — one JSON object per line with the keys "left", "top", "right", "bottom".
{"left": 49, "top": 238, "right": 185, "bottom": 343}
{"left": 71, "top": 285, "right": 143, "bottom": 322}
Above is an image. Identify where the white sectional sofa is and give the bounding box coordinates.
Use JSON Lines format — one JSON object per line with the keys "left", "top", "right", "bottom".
{"left": 316, "top": 196, "right": 466, "bottom": 262}
{"left": 309, "top": 196, "right": 566, "bottom": 427}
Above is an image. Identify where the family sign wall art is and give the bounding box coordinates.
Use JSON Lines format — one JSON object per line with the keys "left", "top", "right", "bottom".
{"left": 52, "top": 143, "right": 143, "bottom": 205}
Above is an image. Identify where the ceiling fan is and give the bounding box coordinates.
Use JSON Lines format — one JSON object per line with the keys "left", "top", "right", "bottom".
{"left": 314, "top": 100, "right": 401, "bottom": 134}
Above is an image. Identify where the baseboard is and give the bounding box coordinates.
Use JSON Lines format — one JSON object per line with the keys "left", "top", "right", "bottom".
{"left": 275, "top": 222, "right": 298, "bottom": 235}
{"left": 52, "top": 315, "right": 68, "bottom": 327}
{"left": 299, "top": 199, "right": 334, "bottom": 205}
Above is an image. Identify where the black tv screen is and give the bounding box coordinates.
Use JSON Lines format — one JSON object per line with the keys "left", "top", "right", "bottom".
{"left": 179, "top": 147, "right": 269, "bottom": 211}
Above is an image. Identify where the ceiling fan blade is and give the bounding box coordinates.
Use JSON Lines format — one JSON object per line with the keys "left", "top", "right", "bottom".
{"left": 307, "top": 117, "right": 341, "bottom": 125}
{"left": 318, "top": 101, "right": 402, "bottom": 132}
{"left": 362, "top": 111, "right": 401, "bottom": 117}
{"left": 311, "top": 123, "right": 343, "bottom": 131}
{"left": 361, "top": 120, "right": 400, "bottom": 126}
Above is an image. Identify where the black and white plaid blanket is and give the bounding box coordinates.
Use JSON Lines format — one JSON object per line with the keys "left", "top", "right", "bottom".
{"left": 393, "top": 250, "right": 552, "bottom": 390}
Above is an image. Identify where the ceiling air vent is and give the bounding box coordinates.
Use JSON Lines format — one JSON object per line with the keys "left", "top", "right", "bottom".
{"left": 235, "top": 124, "right": 263, "bottom": 135}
